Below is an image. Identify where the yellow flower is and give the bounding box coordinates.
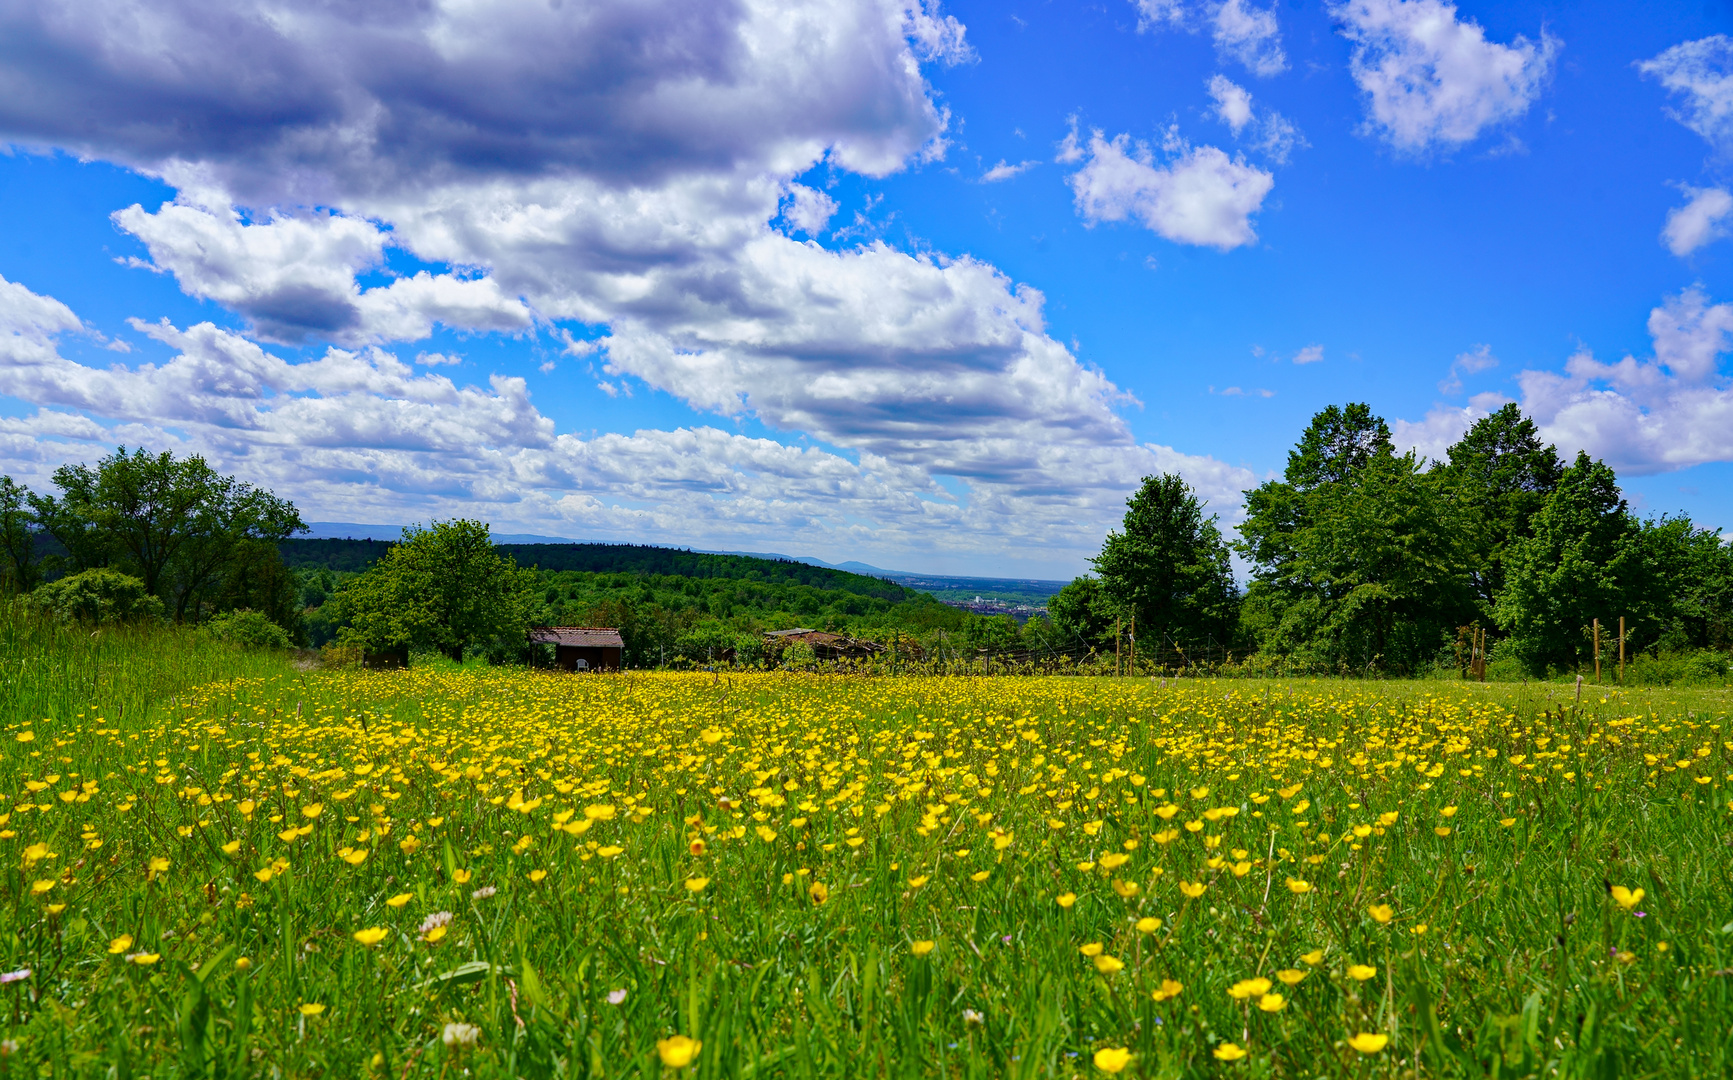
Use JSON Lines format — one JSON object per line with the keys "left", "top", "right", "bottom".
{"left": 528, "top": 869, "right": 548, "bottom": 883}
{"left": 685, "top": 877, "right": 709, "bottom": 892}
{"left": 1499, "top": 817, "right": 1517, "bottom": 827}
{"left": 386, "top": 893, "right": 413, "bottom": 908}
{"left": 1378, "top": 811, "right": 1399, "bottom": 826}
{"left": 1056, "top": 892, "right": 1077, "bottom": 908}
{"left": 1093, "top": 1046, "right": 1133, "bottom": 1073}
{"left": 911, "top": 940, "right": 936, "bottom": 957}
{"left": 235, "top": 957, "right": 251, "bottom": 970}
{"left": 1367, "top": 903, "right": 1394, "bottom": 924}
{"left": 148, "top": 856, "right": 170, "bottom": 876}
{"left": 108, "top": 934, "right": 134, "bottom": 955}
{"left": 128, "top": 953, "right": 160, "bottom": 965}
{"left": 15, "top": 730, "right": 33, "bottom": 742}
{"left": 1611, "top": 885, "right": 1644, "bottom": 910}
{"left": 908, "top": 875, "right": 929, "bottom": 888}
{"left": 1152, "top": 978, "right": 1184, "bottom": 1002}
{"left": 1285, "top": 878, "right": 1312, "bottom": 894}
{"left": 1098, "top": 852, "right": 1129, "bottom": 870}
{"left": 1257, "top": 993, "right": 1286, "bottom": 1013}
{"left": 755, "top": 825, "right": 777, "bottom": 843}
{"left": 341, "top": 849, "right": 368, "bottom": 866}
{"left": 1228, "top": 977, "right": 1272, "bottom": 1000}
{"left": 299, "top": 1003, "right": 326, "bottom": 1017}
{"left": 1213, "top": 1042, "right": 1247, "bottom": 1061}
{"left": 1080, "top": 943, "right": 1104, "bottom": 956}
{"left": 1136, "top": 916, "right": 1163, "bottom": 933}
{"left": 597, "top": 846, "right": 624, "bottom": 858}
{"left": 1434, "top": 826, "right": 1452, "bottom": 837}
{"left": 452, "top": 869, "right": 473, "bottom": 884}
{"left": 353, "top": 927, "right": 389, "bottom": 947}
{"left": 1347, "top": 964, "right": 1378, "bottom": 981}
{"left": 1276, "top": 968, "right": 1306, "bottom": 986}
{"left": 1439, "top": 805, "right": 1458, "bottom": 818}
{"left": 221, "top": 840, "right": 242, "bottom": 856}
{"left": 656, "top": 1035, "right": 702, "bottom": 1069}
{"left": 1093, "top": 954, "right": 1124, "bottom": 974}
{"left": 970, "top": 870, "right": 991, "bottom": 882}
{"left": 301, "top": 803, "right": 323, "bottom": 819}
{"left": 254, "top": 867, "right": 274, "bottom": 883}
{"left": 1299, "top": 950, "right": 1324, "bottom": 966}
{"left": 1179, "top": 880, "right": 1206, "bottom": 898}
{"left": 809, "top": 882, "right": 829, "bottom": 904}
{"left": 424, "top": 926, "right": 449, "bottom": 944}
{"left": 1347, "top": 1032, "right": 1389, "bottom": 1054}
{"left": 30, "top": 879, "right": 52, "bottom": 894}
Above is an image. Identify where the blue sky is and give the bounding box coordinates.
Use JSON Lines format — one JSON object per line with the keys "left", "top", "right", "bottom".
{"left": 0, "top": 0, "right": 1730, "bottom": 577}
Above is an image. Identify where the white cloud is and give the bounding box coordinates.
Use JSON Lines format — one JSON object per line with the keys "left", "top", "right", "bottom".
{"left": 1066, "top": 129, "right": 1274, "bottom": 250}
{"left": 0, "top": 273, "right": 83, "bottom": 364}
{"left": 1292, "top": 344, "right": 1324, "bottom": 364}
{"left": 1639, "top": 35, "right": 1733, "bottom": 155}
{"left": 1662, "top": 185, "right": 1733, "bottom": 256}
{"left": 1391, "top": 392, "right": 1506, "bottom": 462}
{"left": 415, "top": 352, "right": 463, "bottom": 367}
{"left": 1132, "top": 0, "right": 1187, "bottom": 29}
{"left": 1213, "top": 0, "right": 1286, "bottom": 77}
{"left": 780, "top": 184, "right": 839, "bottom": 235}
{"left": 982, "top": 159, "right": 1040, "bottom": 182}
{"left": 1332, "top": 0, "right": 1558, "bottom": 153}
{"left": 1512, "top": 288, "right": 1733, "bottom": 474}
{"left": 1208, "top": 75, "right": 1255, "bottom": 134}
{"left": 1437, "top": 341, "right": 1497, "bottom": 394}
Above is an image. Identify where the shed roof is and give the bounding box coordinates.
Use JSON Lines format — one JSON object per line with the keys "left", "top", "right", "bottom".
{"left": 528, "top": 626, "right": 624, "bottom": 648}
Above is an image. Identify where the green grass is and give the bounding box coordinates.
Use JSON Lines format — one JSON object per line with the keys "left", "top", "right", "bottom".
{"left": 0, "top": 660, "right": 1730, "bottom": 1077}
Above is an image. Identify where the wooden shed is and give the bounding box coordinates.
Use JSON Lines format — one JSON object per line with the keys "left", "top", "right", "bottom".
{"left": 529, "top": 626, "right": 624, "bottom": 672}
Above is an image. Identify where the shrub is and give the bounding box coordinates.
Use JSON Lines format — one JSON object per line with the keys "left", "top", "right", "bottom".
{"left": 28, "top": 568, "right": 164, "bottom": 625}
{"left": 204, "top": 608, "right": 293, "bottom": 649}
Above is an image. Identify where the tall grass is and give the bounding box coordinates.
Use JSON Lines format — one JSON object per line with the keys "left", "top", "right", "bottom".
{"left": 0, "top": 600, "right": 296, "bottom": 731}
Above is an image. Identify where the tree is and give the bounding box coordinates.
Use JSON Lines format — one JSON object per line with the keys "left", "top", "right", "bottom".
{"left": 1237, "top": 404, "right": 1476, "bottom": 672}
{"left": 0, "top": 476, "right": 37, "bottom": 594}
{"left": 338, "top": 520, "right": 533, "bottom": 661}
{"left": 1047, "top": 576, "right": 1116, "bottom": 653}
{"left": 28, "top": 447, "right": 304, "bottom": 620}
{"left": 1443, "top": 404, "right": 1564, "bottom": 605}
{"left": 213, "top": 539, "right": 306, "bottom": 645}
{"left": 1092, "top": 473, "right": 1237, "bottom": 655}
{"left": 29, "top": 568, "right": 164, "bottom": 624}
{"left": 1495, "top": 452, "right": 1652, "bottom": 674}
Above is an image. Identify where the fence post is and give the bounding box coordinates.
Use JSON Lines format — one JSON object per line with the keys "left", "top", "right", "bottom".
{"left": 1115, "top": 616, "right": 1121, "bottom": 678}
{"left": 1593, "top": 618, "right": 1600, "bottom": 684}
{"left": 1618, "top": 616, "right": 1625, "bottom": 684}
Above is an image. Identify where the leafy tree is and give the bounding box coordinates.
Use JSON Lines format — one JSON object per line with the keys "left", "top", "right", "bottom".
{"left": 1093, "top": 473, "right": 1237, "bottom": 654}
{"left": 1047, "top": 576, "right": 1116, "bottom": 653}
{"left": 1495, "top": 453, "right": 1653, "bottom": 674}
{"left": 1238, "top": 405, "right": 1476, "bottom": 671}
{"left": 28, "top": 447, "right": 303, "bottom": 620}
{"left": 0, "top": 476, "right": 37, "bottom": 594}
{"left": 29, "top": 568, "right": 164, "bottom": 624}
{"left": 204, "top": 609, "right": 294, "bottom": 649}
{"left": 338, "top": 520, "right": 533, "bottom": 661}
{"left": 1443, "top": 404, "right": 1564, "bottom": 605}
{"left": 213, "top": 539, "right": 306, "bottom": 645}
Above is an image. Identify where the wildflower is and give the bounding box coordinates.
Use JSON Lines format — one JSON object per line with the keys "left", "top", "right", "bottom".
{"left": 1080, "top": 943, "right": 1104, "bottom": 956}
{"left": 908, "top": 875, "right": 928, "bottom": 888}
{"left": 1367, "top": 904, "right": 1394, "bottom": 924}
{"left": 1499, "top": 817, "right": 1517, "bottom": 827}
{"left": 1093, "top": 954, "right": 1124, "bottom": 974}
{"left": 1611, "top": 886, "right": 1644, "bottom": 910}
{"left": 1098, "top": 853, "right": 1129, "bottom": 870}
{"left": 971, "top": 870, "right": 991, "bottom": 882}
{"left": 688, "top": 839, "right": 707, "bottom": 855}
{"left": 1347, "top": 964, "right": 1377, "bottom": 981}
{"left": 1439, "top": 806, "right": 1457, "bottom": 818}
{"left": 0, "top": 970, "right": 30, "bottom": 985}
{"left": 685, "top": 877, "right": 709, "bottom": 892}
{"left": 1257, "top": 993, "right": 1285, "bottom": 1012}
{"left": 1179, "top": 880, "right": 1206, "bottom": 898}
{"left": 1299, "top": 949, "right": 1324, "bottom": 966}
{"left": 147, "top": 856, "right": 169, "bottom": 880}
{"left": 386, "top": 893, "right": 413, "bottom": 908}
{"left": 1111, "top": 879, "right": 1139, "bottom": 898}
{"left": 470, "top": 886, "right": 497, "bottom": 900}
{"left": 108, "top": 935, "right": 134, "bottom": 955}
{"left": 1213, "top": 1042, "right": 1247, "bottom": 1061}
{"left": 1285, "top": 878, "right": 1312, "bottom": 894}
{"left": 235, "top": 957, "right": 251, "bottom": 970}
{"left": 1434, "top": 826, "right": 1452, "bottom": 837}
{"left": 1056, "top": 892, "right": 1077, "bottom": 908}
{"left": 452, "top": 869, "right": 472, "bottom": 885}
{"left": 809, "top": 882, "right": 829, "bottom": 904}
{"left": 607, "top": 989, "right": 628, "bottom": 1005}
{"left": 911, "top": 940, "right": 936, "bottom": 956}
{"left": 1347, "top": 1032, "right": 1389, "bottom": 1054}
{"left": 301, "top": 803, "right": 323, "bottom": 819}
{"left": 221, "top": 840, "right": 242, "bottom": 856}
{"left": 597, "top": 846, "right": 624, "bottom": 858}
{"left": 30, "top": 880, "right": 52, "bottom": 894}
{"left": 442, "top": 1022, "right": 480, "bottom": 1047}
{"left": 126, "top": 953, "right": 160, "bottom": 965}
{"left": 1135, "top": 916, "right": 1163, "bottom": 933}
{"left": 419, "top": 911, "right": 453, "bottom": 933}
{"left": 656, "top": 1035, "right": 701, "bottom": 1068}
{"left": 1228, "top": 977, "right": 1272, "bottom": 1000}
{"left": 1152, "top": 978, "right": 1184, "bottom": 1001}
{"left": 353, "top": 927, "right": 389, "bottom": 947}
{"left": 1093, "top": 1046, "right": 1133, "bottom": 1073}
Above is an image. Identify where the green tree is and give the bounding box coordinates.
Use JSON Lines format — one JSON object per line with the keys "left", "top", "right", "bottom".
{"left": 204, "top": 608, "right": 294, "bottom": 649}
{"left": 338, "top": 520, "right": 533, "bottom": 661}
{"left": 0, "top": 476, "right": 37, "bottom": 594}
{"left": 1093, "top": 473, "right": 1237, "bottom": 656}
{"left": 213, "top": 539, "right": 306, "bottom": 644}
{"left": 1443, "top": 404, "right": 1564, "bottom": 605}
{"left": 1047, "top": 576, "right": 1116, "bottom": 654}
{"left": 1238, "top": 405, "right": 1476, "bottom": 671}
{"left": 1495, "top": 452, "right": 1652, "bottom": 674}
{"left": 28, "top": 447, "right": 303, "bottom": 620}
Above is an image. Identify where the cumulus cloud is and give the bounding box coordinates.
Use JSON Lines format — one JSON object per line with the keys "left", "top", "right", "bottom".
{"left": 1662, "top": 185, "right": 1733, "bottom": 256}
{"left": 1292, "top": 344, "right": 1323, "bottom": 364}
{"left": 1208, "top": 75, "right": 1255, "bottom": 134}
{"left": 1065, "top": 127, "right": 1274, "bottom": 250}
{"left": 981, "top": 159, "right": 1039, "bottom": 182}
{"left": 1132, "top": 1, "right": 1285, "bottom": 78}
{"left": 1332, "top": 0, "right": 1558, "bottom": 153}
{"left": 1514, "top": 288, "right": 1733, "bottom": 474}
{"left": 1639, "top": 35, "right": 1733, "bottom": 155}
{"left": 1205, "top": 75, "right": 1306, "bottom": 163}
{"left": 1438, "top": 342, "right": 1497, "bottom": 394}
{"left": 780, "top": 184, "right": 839, "bottom": 235}
{"left": 1392, "top": 392, "right": 1506, "bottom": 462}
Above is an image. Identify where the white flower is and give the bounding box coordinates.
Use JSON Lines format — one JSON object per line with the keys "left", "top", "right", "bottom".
{"left": 0, "top": 969, "right": 30, "bottom": 985}
{"left": 418, "top": 911, "right": 453, "bottom": 933}
{"left": 442, "top": 1022, "right": 481, "bottom": 1047}
{"left": 470, "top": 886, "right": 497, "bottom": 900}
{"left": 963, "top": 1008, "right": 984, "bottom": 1025}
{"left": 606, "top": 989, "right": 628, "bottom": 1005}
{"left": 0, "top": 1039, "right": 17, "bottom": 1055}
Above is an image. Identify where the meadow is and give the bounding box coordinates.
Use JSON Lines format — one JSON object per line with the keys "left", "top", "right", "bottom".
{"left": 1, "top": 654, "right": 1730, "bottom": 1077}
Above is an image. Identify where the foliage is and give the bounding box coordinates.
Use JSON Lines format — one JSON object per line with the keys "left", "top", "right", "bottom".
{"left": 337, "top": 520, "right": 534, "bottom": 660}
{"left": 27, "top": 567, "right": 165, "bottom": 625}
{"left": 1047, "top": 576, "right": 1116, "bottom": 651}
{"left": 2, "top": 668, "right": 1731, "bottom": 1075}
{"left": 0, "top": 475, "right": 38, "bottom": 593}
{"left": 1441, "top": 404, "right": 1564, "bottom": 605}
{"left": 203, "top": 608, "right": 295, "bottom": 649}
{"left": 1093, "top": 473, "right": 1237, "bottom": 653}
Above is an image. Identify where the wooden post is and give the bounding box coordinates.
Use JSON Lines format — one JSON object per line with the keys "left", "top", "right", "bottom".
{"left": 1477, "top": 627, "right": 1487, "bottom": 682}
{"left": 1115, "top": 616, "right": 1122, "bottom": 678}
{"left": 1593, "top": 618, "right": 1600, "bottom": 684}
{"left": 1129, "top": 617, "right": 1136, "bottom": 675}
{"left": 1618, "top": 616, "right": 1625, "bottom": 684}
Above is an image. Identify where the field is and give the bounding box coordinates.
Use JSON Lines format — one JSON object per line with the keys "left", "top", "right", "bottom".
{"left": 2, "top": 664, "right": 1731, "bottom": 1078}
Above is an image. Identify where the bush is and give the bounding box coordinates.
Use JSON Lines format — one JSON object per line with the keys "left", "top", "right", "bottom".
{"left": 204, "top": 608, "right": 293, "bottom": 649}
{"left": 29, "top": 568, "right": 164, "bottom": 625}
